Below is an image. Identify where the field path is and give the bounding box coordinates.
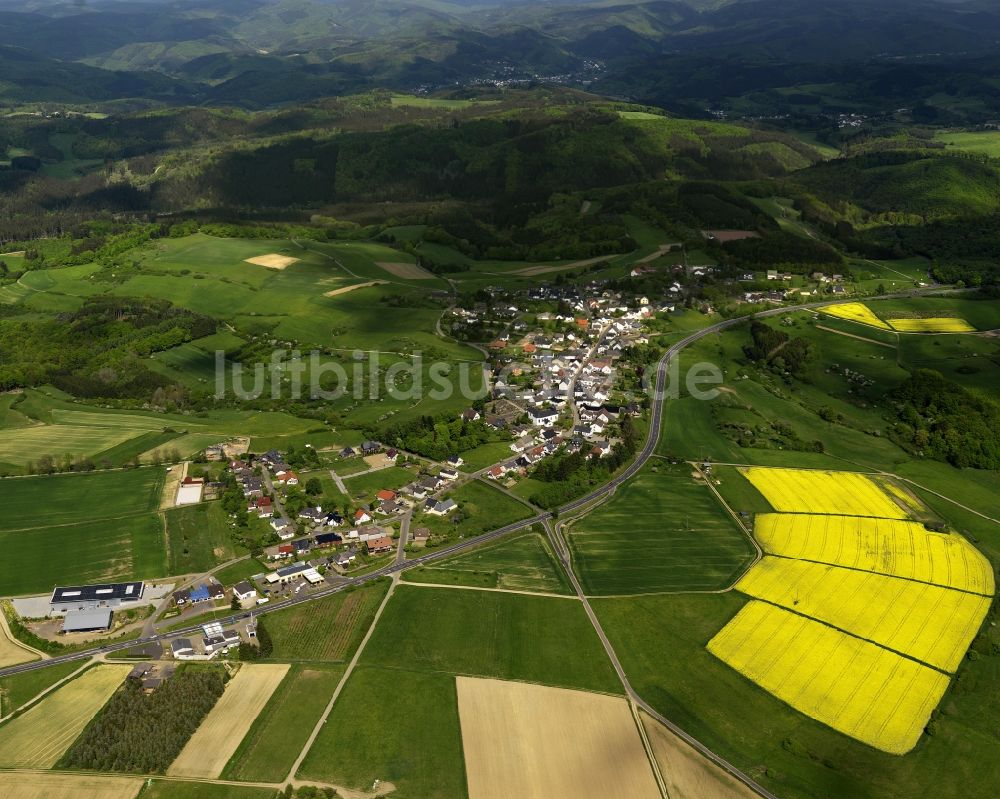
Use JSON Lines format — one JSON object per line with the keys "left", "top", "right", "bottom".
{"left": 544, "top": 519, "right": 776, "bottom": 799}
{"left": 0, "top": 609, "right": 46, "bottom": 666}
{"left": 401, "top": 580, "right": 576, "bottom": 600}
{"left": 814, "top": 324, "right": 895, "bottom": 348}
{"left": 328, "top": 469, "right": 348, "bottom": 495}
{"left": 285, "top": 575, "right": 399, "bottom": 783}
{"left": 323, "top": 280, "right": 387, "bottom": 297}
{"left": 168, "top": 663, "right": 289, "bottom": 779}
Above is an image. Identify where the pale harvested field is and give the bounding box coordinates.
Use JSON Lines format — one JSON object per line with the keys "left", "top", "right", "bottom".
{"left": 0, "top": 613, "right": 38, "bottom": 668}
{"left": 245, "top": 253, "right": 299, "bottom": 270}
{"left": 640, "top": 711, "right": 757, "bottom": 799}
{"left": 0, "top": 772, "right": 142, "bottom": 799}
{"left": 168, "top": 663, "right": 289, "bottom": 778}
{"left": 375, "top": 261, "right": 435, "bottom": 279}
{"left": 0, "top": 664, "right": 130, "bottom": 768}
{"left": 514, "top": 255, "right": 613, "bottom": 276}
{"left": 324, "top": 280, "right": 387, "bottom": 297}
{"left": 363, "top": 453, "right": 394, "bottom": 469}
{"left": 456, "top": 676, "right": 661, "bottom": 799}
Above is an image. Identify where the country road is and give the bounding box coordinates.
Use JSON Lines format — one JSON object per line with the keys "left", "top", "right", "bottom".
{"left": 0, "top": 288, "right": 954, "bottom": 798}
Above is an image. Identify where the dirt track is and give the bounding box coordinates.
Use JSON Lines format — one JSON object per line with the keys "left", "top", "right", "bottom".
{"left": 324, "top": 280, "right": 388, "bottom": 297}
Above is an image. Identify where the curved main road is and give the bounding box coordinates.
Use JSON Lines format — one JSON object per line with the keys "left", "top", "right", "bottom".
{"left": 0, "top": 291, "right": 943, "bottom": 796}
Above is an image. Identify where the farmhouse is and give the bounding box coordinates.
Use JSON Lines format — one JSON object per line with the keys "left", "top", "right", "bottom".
{"left": 487, "top": 464, "right": 507, "bottom": 480}
{"left": 529, "top": 407, "right": 559, "bottom": 427}
{"left": 315, "top": 531, "right": 343, "bottom": 548}
{"left": 175, "top": 476, "right": 204, "bottom": 506}
{"left": 427, "top": 498, "right": 458, "bottom": 516}
{"left": 265, "top": 562, "right": 313, "bottom": 585}
{"left": 366, "top": 535, "right": 394, "bottom": 554}
{"left": 51, "top": 581, "right": 145, "bottom": 614}
{"left": 233, "top": 582, "right": 257, "bottom": 602}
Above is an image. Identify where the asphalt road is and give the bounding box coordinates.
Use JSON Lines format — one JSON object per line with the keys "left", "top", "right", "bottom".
{"left": 0, "top": 290, "right": 948, "bottom": 798}
{"left": 0, "top": 290, "right": 938, "bottom": 683}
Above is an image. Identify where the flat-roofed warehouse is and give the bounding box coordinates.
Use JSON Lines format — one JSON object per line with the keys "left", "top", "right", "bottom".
{"left": 51, "top": 582, "right": 145, "bottom": 614}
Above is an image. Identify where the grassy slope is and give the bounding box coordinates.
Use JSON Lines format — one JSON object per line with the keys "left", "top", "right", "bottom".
{"left": 0, "top": 660, "right": 82, "bottom": 716}
{"left": 163, "top": 502, "right": 245, "bottom": 575}
{"left": 297, "top": 666, "right": 466, "bottom": 799}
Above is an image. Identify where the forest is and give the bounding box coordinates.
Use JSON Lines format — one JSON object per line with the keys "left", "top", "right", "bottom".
{"left": 0, "top": 295, "right": 215, "bottom": 398}
{"left": 888, "top": 369, "right": 1000, "bottom": 470}
{"left": 60, "top": 665, "right": 227, "bottom": 773}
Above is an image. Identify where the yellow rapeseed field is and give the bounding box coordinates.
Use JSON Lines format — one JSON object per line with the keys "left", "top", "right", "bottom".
{"left": 823, "top": 303, "right": 892, "bottom": 329}
{"left": 887, "top": 317, "right": 976, "bottom": 333}
{"left": 736, "top": 557, "right": 991, "bottom": 673}
{"left": 754, "top": 514, "right": 995, "bottom": 596}
{"left": 742, "top": 468, "right": 909, "bottom": 519}
{"left": 708, "top": 601, "right": 949, "bottom": 754}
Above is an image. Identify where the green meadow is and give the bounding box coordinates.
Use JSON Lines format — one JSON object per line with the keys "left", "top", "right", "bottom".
{"left": 568, "top": 463, "right": 755, "bottom": 595}
{"left": 360, "top": 585, "right": 620, "bottom": 693}
{"left": 222, "top": 663, "right": 345, "bottom": 782}
{"left": 403, "top": 530, "right": 572, "bottom": 594}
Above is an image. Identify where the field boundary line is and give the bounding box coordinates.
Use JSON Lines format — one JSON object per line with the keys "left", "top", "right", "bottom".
{"left": 763, "top": 552, "right": 995, "bottom": 598}
{"left": 630, "top": 698, "right": 669, "bottom": 799}
{"left": 397, "top": 580, "right": 577, "bottom": 600}
{"left": 1, "top": 658, "right": 92, "bottom": 722}
{"left": 747, "top": 597, "right": 954, "bottom": 676}
{"left": 814, "top": 324, "right": 896, "bottom": 348}
{"left": 896, "top": 477, "right": 1000, "bottom": 526}
{"left": 285, "top": 576, "right": 399, "bottom": 784}
{"left": 546, "top": 517, "right": 779, "bottom": 799}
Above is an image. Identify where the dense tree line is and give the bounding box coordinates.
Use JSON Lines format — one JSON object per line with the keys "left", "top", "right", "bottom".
{"left": 888, "top": 369, "right": 1000, "bottom": 469}
{"left": 240, "top": 619, "right": 273, "bottom": 660}
{"left": 0, "top": 295, "right": 214, "bottom": 398}
{"left": 60, "top": 666, "right": 227, "bottom": 773}
{"left": 378, "top": 415, "right": 502, "bottom": 461}
{"left": 742, "top": 321, "right": 818, "bottom": 378}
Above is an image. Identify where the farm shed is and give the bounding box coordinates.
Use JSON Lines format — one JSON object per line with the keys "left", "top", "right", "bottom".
{"left": 61, "top": 609, "right": 113, "bottom": 633}
{"left": 175, "top": 476, "right": 204, "bottom": 506}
